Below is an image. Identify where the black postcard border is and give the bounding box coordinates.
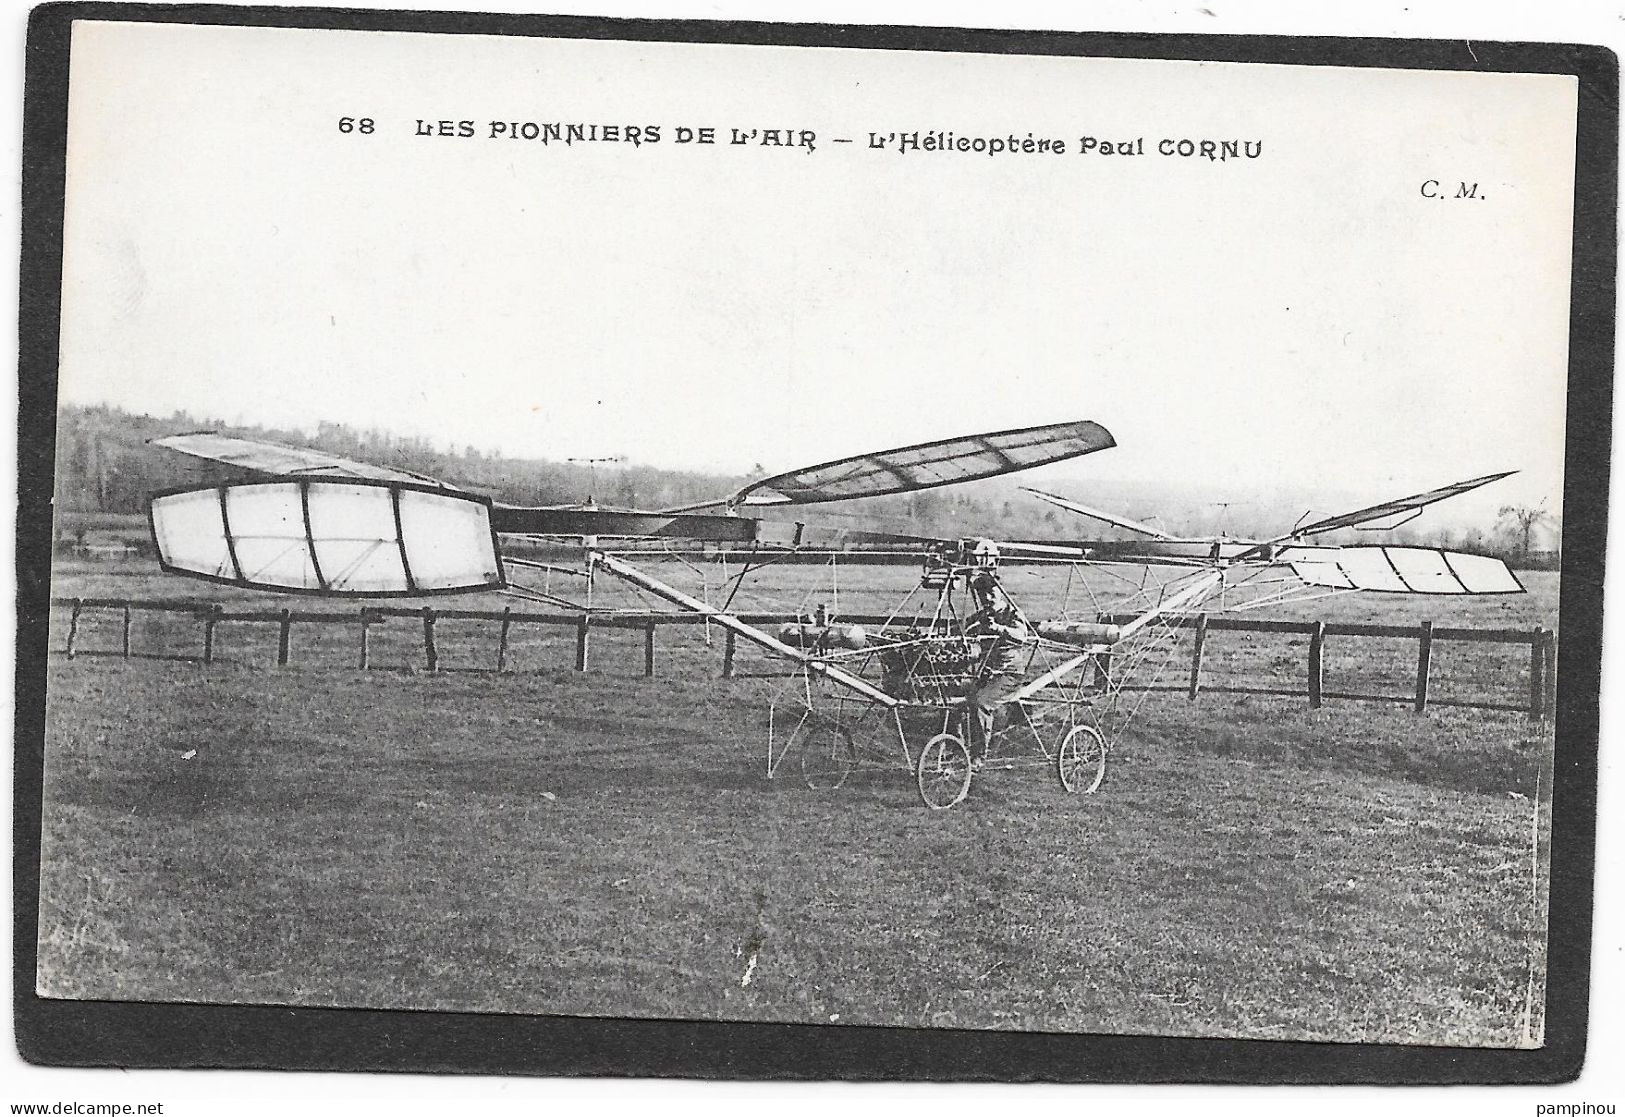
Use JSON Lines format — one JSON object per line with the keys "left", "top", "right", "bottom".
{"left": 14, "top": 2, "right": 1616, "bottom": 1084}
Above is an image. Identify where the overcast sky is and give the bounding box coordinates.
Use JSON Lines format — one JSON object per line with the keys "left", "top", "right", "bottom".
{"left": 58, "top": 21, "right": 1577, "bottom": 526}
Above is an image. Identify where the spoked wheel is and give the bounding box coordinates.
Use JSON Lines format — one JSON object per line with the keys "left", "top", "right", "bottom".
{"left": 800, "top": 720, "right": 857, "bottom": 790}
{"left": 1056, "top": 724, "right": 1107, "bottom": 795}
{"left": 917, "top": 732, "right": 973, "bottom": 810}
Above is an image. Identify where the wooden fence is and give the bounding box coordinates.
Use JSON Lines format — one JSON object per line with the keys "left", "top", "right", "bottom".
{"left": 1096, "top": 612, "right": 1556, "bottom": 717}
{"left": 50, "top": 597, "right": 1557, "bottom": 717}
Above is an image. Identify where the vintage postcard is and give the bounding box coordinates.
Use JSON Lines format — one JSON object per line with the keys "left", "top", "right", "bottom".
{"left": 17, "top": 5, "right": 1610, "bottom": 1082}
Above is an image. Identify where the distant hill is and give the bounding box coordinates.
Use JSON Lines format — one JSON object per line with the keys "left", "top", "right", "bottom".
{"left": 53, "top": 402, "right": 746, "bottom": 517}
{"left": 49, "top": 402, "right": 1122, "bottom": 541}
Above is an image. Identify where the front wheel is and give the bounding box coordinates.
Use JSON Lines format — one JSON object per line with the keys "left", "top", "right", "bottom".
{"left": 1056, "top": 724, "right": 1107, "bottom": 795}
{"left": 917, "top": 732, "right": 973, "bottom": 810}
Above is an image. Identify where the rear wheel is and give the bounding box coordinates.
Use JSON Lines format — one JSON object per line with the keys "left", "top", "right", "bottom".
{"left": 1056, "top": 724, "right": 1107, "bottom": 795}
{"left": 800, "top": 720, "right": 857, "bottom": 790}
{"left": 916, "top": 732, "right": 973, "bottom": 810}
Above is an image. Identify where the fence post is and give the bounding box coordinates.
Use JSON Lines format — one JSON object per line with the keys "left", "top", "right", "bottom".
{"left": 422, "top": 608, "right": 439, "bottom": 672}
{"left": 203, "top": 605, "right": 220, "bottom": 665}
{"left": 358, "top": 608, "right": 373, "bottom": 670}
{"left": 1414, "top": 620, "right": 1433, "bottom": 713}
{"left": 277, "top": 608, "right": 291, "bottom": 666}
{"left": 496, "top": 607, "right": 511, "bottom": 673}
{"left": 66, "top": 598, "right": 82, "bottom": 658}
{"left": 644, "top": 619, "right": 657, "bottom": 677}
{"left": 722, "top": 628, "right": 737, "bottom": 678}
{"left": 575, "top": 613, "right": 590, "bottom": 671}
{"left": 1529, "top": 626, "right": 1546, "bottom": 718}
{"left": 1308, "top": 620, "right": 1325, "bottom": 709}
{"left": 121, "top": 606, "right": 132, "bottom": 658}
{"left": 1187, "top": 612, "right": 1208, "bottom": 699}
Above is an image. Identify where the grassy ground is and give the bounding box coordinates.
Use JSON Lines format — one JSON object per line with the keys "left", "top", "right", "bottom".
{"left": 35, "top": 561, "right": 1556, "bottom": 1046}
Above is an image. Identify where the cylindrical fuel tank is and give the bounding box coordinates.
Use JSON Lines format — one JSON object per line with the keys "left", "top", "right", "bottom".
{"left": 1036, "top": 620, "right": 1122, "bottom": 647}
{"left": 777, "top": 623, "right": 868, "bottom": 650}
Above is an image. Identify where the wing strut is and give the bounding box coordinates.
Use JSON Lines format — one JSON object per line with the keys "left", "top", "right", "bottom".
{"left": 591, "top": 551, "right": 900, "bottom": 708}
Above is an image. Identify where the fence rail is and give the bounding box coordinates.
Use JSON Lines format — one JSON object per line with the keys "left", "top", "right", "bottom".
{"left": 51, "top": 597, "right": 1556, "bottom": 717}
{"left": 1095, "top": 611, "right": 1556, "bottom": 716}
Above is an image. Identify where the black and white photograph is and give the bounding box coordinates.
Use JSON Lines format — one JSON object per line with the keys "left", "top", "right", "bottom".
{"left": 12, "top": 0, "right": 1615, "bottom": 1096}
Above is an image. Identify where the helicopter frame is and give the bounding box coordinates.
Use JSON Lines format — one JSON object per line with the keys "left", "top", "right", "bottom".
{"left": 592, "top": 544, "right": 1222, "bottom": 809}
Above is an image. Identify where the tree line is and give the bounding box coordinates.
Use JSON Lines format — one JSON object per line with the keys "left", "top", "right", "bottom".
{"left": 51, "top": 403, "right": 1559, "bottom": 569}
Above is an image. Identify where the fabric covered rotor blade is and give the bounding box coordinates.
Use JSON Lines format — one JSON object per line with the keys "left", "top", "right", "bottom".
{"left": 151, "top": 432, "right": 456, "bottom": 488}
{"left": 1282, "top": 545, "right": 1523, "bottom": 595}
{"left": 150, "top": 479, "right": 503, "bottom": 595}
{"left": 730, "top": 420, "right": 1115, "bottom": 507}
{"left": 1284, "top": 471, "right": 1516, "bottom": 540}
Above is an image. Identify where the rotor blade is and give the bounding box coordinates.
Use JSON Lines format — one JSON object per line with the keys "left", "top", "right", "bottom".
{"left": 716, "top": 419, "right": 1115, "bottom": 508}
{"left": 150, "top": 479, "right": 502, "bottom": 595}
{"left": 1280, "top": 544, "right": 1523, "bottom": 595}
{"left": 152, "top": 432, "right": 456, "bottom": 489}
{"left": 1281, "top": 471, "right": 1517, "bottom": 540}
{"left": 1019, "top": 486, "right": 1174, "bottom": 539}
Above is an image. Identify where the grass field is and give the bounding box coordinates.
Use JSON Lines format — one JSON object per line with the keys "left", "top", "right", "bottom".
{"left": 35, "top": 560, "right": 1557, "bottom": 1047}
